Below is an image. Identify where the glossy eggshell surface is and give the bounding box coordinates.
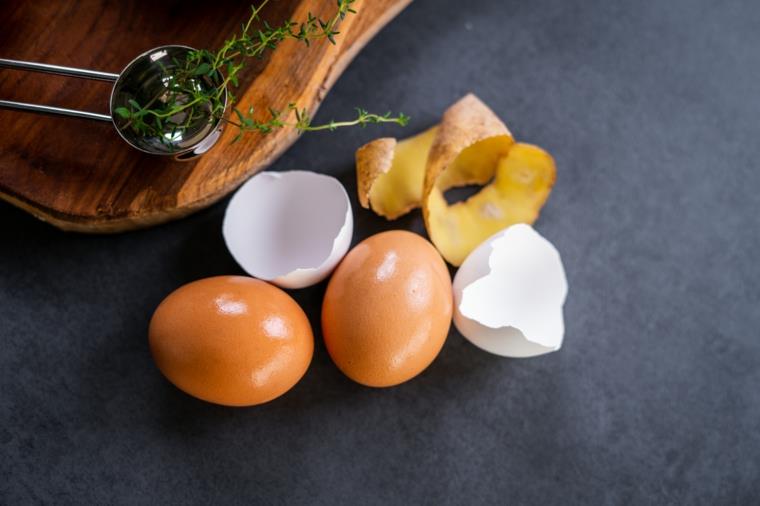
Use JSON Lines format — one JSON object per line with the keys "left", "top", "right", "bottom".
{"left": 322, "top": 231, "right": 453, "bottom": 387}
{"left": 149, "top": 276, "right": 313, "bottom": 406}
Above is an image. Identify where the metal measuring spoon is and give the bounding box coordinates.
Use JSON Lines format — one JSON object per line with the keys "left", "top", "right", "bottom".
{"left": 0, "top": 45, "right": 227, "bottom": 161}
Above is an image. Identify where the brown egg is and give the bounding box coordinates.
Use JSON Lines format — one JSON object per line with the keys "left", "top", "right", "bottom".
{"left": 149, "top": 276, "right": 313, "bottom": 406}
{"left": 322, "top": 230, "right": 453, "bottom": 387}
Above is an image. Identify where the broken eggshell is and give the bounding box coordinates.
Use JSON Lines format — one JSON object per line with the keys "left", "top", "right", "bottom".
{"left": 452, "top": 224, "right": 568, "bottom": 357}
{"left": 223, "top": 170, "right": 353, "bottom": 289}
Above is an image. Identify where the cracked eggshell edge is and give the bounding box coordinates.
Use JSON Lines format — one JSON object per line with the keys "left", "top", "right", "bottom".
{"left": 452, "top": 224, "right": 568, "bottom": 358}
{"left": 223, "top": 171, "right": 353, "bottom": 290}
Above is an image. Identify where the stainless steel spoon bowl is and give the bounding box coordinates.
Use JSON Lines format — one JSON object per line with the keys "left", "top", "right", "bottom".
{"left": 0, "top": 45, "right": 227, "bottom": 161}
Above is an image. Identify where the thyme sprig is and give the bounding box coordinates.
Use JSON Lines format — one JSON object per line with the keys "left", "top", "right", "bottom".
{"left": 229, "top": 104, "right": 410, "bottom": 140}
{"left": 114, "top": 0, "right": 408, "bottom": 145}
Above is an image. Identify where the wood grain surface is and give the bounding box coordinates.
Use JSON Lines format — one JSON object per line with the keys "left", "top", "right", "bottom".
{"left": 0, "top": 0, "right": 410, "bottom": 232}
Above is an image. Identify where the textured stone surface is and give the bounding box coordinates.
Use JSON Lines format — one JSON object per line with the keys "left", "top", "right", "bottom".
{"left": 1, "top": 0, "right": 759, "bottom": 503}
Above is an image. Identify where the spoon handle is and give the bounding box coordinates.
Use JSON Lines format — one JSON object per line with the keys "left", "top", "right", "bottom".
{"left": 0, "top": 58, "right": 116, "bottom": 121}
{"left": 0, "top": 58, "right": 119, "bottom": 82}
{"left": 0, "top": 99, "right": 111, "bottom": 122}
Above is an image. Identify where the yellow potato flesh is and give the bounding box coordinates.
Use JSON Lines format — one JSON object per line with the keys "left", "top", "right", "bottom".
{"left": 426, "top": 143, "right": 555, "bottom": 266}
{"left": 368, "top": 127, "right": 437, "bottom": 219}
{"left": 435, "top": 135, "right": 514, "bottom": 190}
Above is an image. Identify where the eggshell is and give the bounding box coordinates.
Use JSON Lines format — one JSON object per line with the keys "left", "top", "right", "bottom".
{"left": 322, "top": 231, "right": 453, "bottom": 387}
{"left": 149, "top": 276, "right": 313, "bottom": 406}
{"left": 452, "top": 224, "right": 568, "bottom": 357}
{"left": 223, "top": 170, "right": 353, "bottom": 289}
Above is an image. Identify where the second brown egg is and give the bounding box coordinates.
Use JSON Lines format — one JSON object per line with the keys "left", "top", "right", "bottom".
{"left": 322, "top": 230, "right": 453, "bottom": 387}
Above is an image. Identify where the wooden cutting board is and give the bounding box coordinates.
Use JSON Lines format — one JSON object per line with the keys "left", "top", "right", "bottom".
{"left": 0, "top": 0, "right": 411, "bottom": 232}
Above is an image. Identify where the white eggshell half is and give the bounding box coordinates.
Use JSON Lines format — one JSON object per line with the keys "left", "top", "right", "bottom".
{"left": 453, "top": 224, "right": 568, "bottom": 357}
{"left": 223, "top": 170, "right": 353, "bottom": 289}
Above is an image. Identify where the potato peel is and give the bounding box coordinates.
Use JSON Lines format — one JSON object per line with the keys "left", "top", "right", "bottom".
{"left": 423, "top": 94, "right": 513, "bottom": 192}
{"left": 356, "top": 128, "right": 437, "bottom": 219}
{"left": 355, "top": 93, "right": 556, "bottom": 266}
{"left": 356, "top": 138, "right": 395, "bottom": 211}
{"left": 425, "top": 141, "right": 556, "bottom": 265}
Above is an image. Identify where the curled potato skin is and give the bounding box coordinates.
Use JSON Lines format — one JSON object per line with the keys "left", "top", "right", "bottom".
{"left": 425, "top": 142, "right": 556, "bottom": 265}
{"left": 355, "top": 94, "right": 556, "bottom": 266}
{"left": 356, "top": 138, "right": 396, "bottom": 211}
{"left": 356, "top": 127, "right": 438, "bottom": 220}
{"left": 422, "top": 94, "right": 513, "bottom": 198}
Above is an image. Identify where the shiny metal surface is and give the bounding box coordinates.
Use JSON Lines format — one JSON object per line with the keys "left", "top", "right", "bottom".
{"left": 0, "top": 58, "right": 119, "bottom": 81}
{"left": 0, "top": 99, "right": 111, "bottom": 122}
{"left": 110, "top": 45, "right": 227, "bottom": 159}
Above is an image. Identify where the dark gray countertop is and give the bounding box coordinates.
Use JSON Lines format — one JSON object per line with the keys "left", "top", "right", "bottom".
{"left": 2, "top": 0, "right": 759, "bottom": 504}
